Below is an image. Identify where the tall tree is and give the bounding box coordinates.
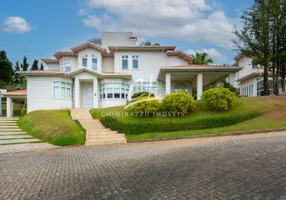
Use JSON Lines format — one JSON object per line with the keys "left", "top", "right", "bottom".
{"left": 13, "top": 61, "right": 22, "bottom": 86}
{"left": 191, "top": 52, "right": 214, "bottom": 64}
{"left": 233, "top": 0, "right": 269, "bottom": 95}
{"left": 40, "top": 63, "right": 44, "bottom": 70}
{"left": 88, "top": 37, "right": 102, "bottom": 46}
{"left": 21, "top": 56, "right": 29, "bottom": 71}
{"left": 31, "top": 59, "right": 39, "bottom": 70}
{"left": 0, "top": 50, "right": 13, "bottom": 86}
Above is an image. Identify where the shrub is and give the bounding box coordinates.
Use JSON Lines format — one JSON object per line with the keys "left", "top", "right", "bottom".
{"left": 100, "top": 111, "right": 261, "bottom": 135}
{"left": 221, "top": 80, "right": 236, "bottom": 93}
{"left": 131, "top": 92, "right": 154, "bottom": 99}
{"left": 202, "top": 87, "right": 237, "bottom": 111}
{"left": 126, "top": 97, "right": 160, "bottom": 117}
{"left": 21, "top": 108, "right": 27, "bottom": 116}
{"left": 161, "top": 92, "right": 195, "bottom": 115}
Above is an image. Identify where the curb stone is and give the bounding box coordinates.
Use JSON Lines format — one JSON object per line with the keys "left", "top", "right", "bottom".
{"left": 128, "top": 128, "right": 286, "bottom": 143}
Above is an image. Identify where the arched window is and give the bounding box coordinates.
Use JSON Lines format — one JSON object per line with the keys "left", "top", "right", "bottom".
{"left": 174, "top": 83, "right": 188, "bottom": 93}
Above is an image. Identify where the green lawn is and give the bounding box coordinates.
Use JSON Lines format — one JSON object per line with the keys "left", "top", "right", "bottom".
{"left": 90, "top": 96, "right": 286, "bottom": 140}
{"left": 18, "top": 110, "right": 86, "bottom": 146}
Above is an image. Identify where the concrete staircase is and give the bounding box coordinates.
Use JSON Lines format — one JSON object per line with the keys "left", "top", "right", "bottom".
{"left": 0, "top": 117, "right": 42, "bottom": 145}
{"left": 70, "top": 109, "right": 127, "bottom": 146}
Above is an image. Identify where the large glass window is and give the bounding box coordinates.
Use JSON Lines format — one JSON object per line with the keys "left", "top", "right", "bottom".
{"left": 60, "top": 58, "right": 72, "bottom": 72}
{"left": 132, "top": 55, "right": 139, "bottom": 69}
{"left": 82, "top": 55, "right": 88, "bottom": 67}
{"left": 92, "top": 55, "right": 97, "bottom": 70}
{"left": 53, "top": 81, "right": 72, "bottom": 99}
{"left": 53, "top": 81, "right": 60, "bottom": 98}
{"left": 100, "top": 82, "right": 129, "bottom": 99}
{"left": 174, "top": 83, "right": 188, "bottom": 93}
{"left": 132, "top": 82, "right": 157, "bottom": 94}
{"left": 122, "top": 55, "right": 128, "bottom": 69}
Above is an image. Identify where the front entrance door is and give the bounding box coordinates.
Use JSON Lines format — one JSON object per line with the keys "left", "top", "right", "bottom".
{"left": 81, "top": 82, "right": 93, "bottom": 108}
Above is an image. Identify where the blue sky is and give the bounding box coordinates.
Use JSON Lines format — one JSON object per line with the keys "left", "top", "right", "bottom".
{"left": 0, "top": 0, "right": 253, "bottom": 67}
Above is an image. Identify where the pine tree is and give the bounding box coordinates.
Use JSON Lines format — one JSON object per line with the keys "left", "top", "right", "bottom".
{"left": 0, "top": 50, "right": 13, "bottom": 85}
{"left": 31, "top": 59, "right": 39, "bottom": 70}
{"left": 13, "top": 61, "right": 22, "bottom": 85}
{"left": 21, "top": 56, "right": 29, "bottom": 71}
{"left": 40, "top": 63, "right": 44, "bottom": 70}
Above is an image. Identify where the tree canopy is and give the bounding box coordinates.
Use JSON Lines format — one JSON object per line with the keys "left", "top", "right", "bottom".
{"left": 191, "top": 52, "right": 214, "bottom": 65}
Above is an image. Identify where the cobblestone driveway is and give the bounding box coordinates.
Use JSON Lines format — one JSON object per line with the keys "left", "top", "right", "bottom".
{"left": 1, "top": 132, "right": 286, "bottom": 200}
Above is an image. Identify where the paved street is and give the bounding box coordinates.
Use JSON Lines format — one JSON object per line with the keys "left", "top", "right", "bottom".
{"left": 0, "top": 132, "right": 286, "bottom": 200}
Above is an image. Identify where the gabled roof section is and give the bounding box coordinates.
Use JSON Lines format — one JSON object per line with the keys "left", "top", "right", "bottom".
{"left": 41, "top": 58, "right": 59, "bottom": 64}
{"left": 53, "top": 51, "right": 74, "bottom": 60}
{"left": 167, "top": 51, "right": 193, "bottom": 62}
{"left": 18, "top": 70, "right": 65, "bottom": 76}
{"left": 67, "top": 68, "right": 132, "bottom": 80}
{"left": 71, "top": 42, "right": 106, "bottom": 53}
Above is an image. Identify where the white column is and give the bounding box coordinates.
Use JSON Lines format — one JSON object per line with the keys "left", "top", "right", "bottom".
{"left": 93, "top": 78, "right": 99, "bottom": 108}
{"left": 165, "top": 73, "right": 171, "bottom": 95}
{"left": 6, "top": 97, "right": 12, "bottom": 118}
{"left": 253, "top": 78, "right": 257, "bottom": 96}
{"left": 74, "top": 78, "right": 80, "bottom": 108}
{"left": 197, "top": 73, "right": 203, "bottom": 100}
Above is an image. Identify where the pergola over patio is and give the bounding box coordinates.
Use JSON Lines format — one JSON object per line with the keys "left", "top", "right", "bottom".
{"left": 2, "top": 90, "right": 27, "bottom": 117}
{"left": 158, "top": 65, "right": 242, "bottom": 99}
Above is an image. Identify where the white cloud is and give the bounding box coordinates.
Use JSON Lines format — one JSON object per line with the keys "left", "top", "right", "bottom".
{"left": 2, "top": 16, "right": 32, "bottom": 34}
{"left": 186, "top": 48, "right": 227, "bottom": 64}
{"left": 82, "top": 15, "right": 102, "bottom": 29}
{"left": 80, "top": 0, "right": 236, "bottom": 49}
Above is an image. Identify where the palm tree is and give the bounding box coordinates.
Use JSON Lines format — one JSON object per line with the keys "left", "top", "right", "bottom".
{"left": 191, "top": 52, "right": 214, "bottom": 64}
{"left": 88, "top": 37, "right": 102, "bottom": 46}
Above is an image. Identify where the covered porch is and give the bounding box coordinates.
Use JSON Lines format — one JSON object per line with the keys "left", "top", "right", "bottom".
{"left": 2, "top": 90, "right": 27, "bottom": 117}
{"left": 159, "top": 65, "right": 242, "bottom": 99}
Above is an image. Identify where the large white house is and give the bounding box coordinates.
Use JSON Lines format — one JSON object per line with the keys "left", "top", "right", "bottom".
{"left": 4, "top": 32, "right": 242, "bottom": 116}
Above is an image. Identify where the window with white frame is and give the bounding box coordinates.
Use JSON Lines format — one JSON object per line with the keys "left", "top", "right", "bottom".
{"left": 82, "top": 55, "right": 88, "bottom": 67}
{"left": 100, "top": 82, "right": 129, "bottom": 99}
{"left": 60, "top": 58, "right": 72, "bottom": 72}
{"left": 53, "top": 81, "right": 73, "bottom": 99}
{"left": 92, "top": 55, "right": 97, "bottom": 70}
{"left": 132, "top": 82, "right": 156, "bottom": 94}
{"left": 122, "top": 55, "right": 128, "bottom": 69}
{"left": 132, "top": 55, "right": 139, "bottom": 69}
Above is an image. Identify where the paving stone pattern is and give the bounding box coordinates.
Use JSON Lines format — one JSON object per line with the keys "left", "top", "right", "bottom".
{"left": 1, "top": 132, "right": 286, "bottom": 200}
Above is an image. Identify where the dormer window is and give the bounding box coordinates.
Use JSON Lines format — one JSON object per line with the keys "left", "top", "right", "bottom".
{"left": 82, "top": 55, "right": 88, "bottom": 67}
{"left": 60, "top": 58, "right": 71, "bottom": 72}
{"left": 122, "top": 55, "right": 128, "bottom": 69}
{"left": 92, "top": 55, "right": 98, "bottom": 70}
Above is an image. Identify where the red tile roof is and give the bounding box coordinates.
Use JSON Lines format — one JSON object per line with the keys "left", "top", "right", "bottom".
{"left": 3, "top": 90, "right": 27, "bottom": 95}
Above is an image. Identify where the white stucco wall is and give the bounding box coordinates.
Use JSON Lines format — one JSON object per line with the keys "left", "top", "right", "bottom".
{"left": 114, "top": 51, "right": 181, "bottom": 81}
{"left": 27, "top": 76, "right": 73, "bottom": 112}
{"left": 46, "top": 63, "right": 60, "bottom": 70}
{"left": 102, "top": 57, "right": 114, "bottom": 72}
{"left": 240, "top": 77, "right": 257, "bottom": 96}
{"left": 102, "top": 32, "right": 136, "bottom": 48}
{"left": 168, "top": 56, "right": 188, "bottom": 66}
{"left": 238, "top": 57, "right": 253, "bottom": 79}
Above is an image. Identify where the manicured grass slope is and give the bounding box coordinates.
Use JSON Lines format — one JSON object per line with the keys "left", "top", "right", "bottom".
{"left": 90, "top": 97, "right": 286, "bottom": 140}
{"left": 18, "top": 110, "right": 85, "bottom": 146}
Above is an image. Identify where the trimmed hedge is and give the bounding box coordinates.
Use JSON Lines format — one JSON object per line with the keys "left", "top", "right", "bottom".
{"left": 126, "top": 97, "right": 160, "bottom": 117}
{"left": 100, "top": 111, "right": 261, "bottom": 135}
